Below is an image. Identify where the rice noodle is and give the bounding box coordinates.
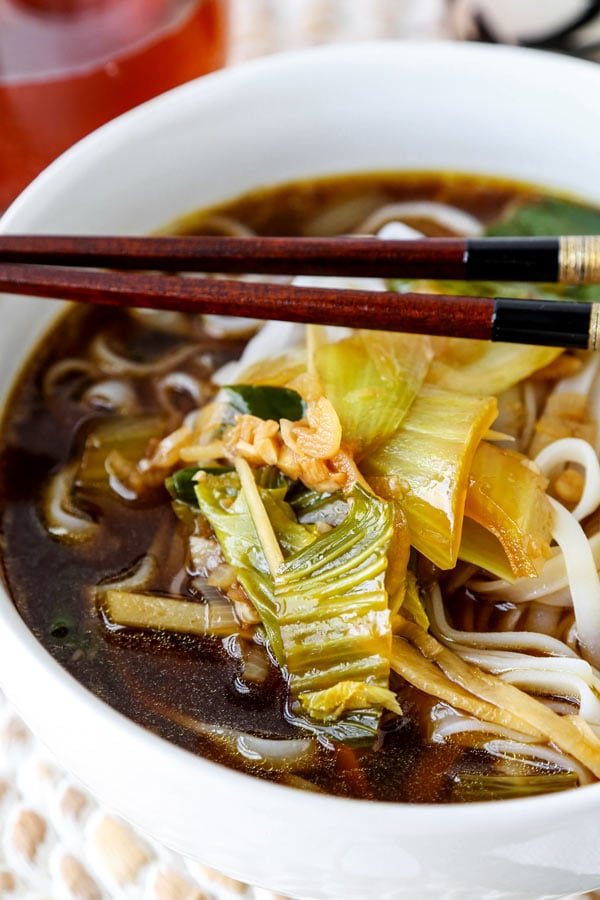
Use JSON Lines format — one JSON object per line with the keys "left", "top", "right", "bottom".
{"left": 430, "top": 707, "right": 540, "bottom": 744}
{"left": 96, "top": 554, "right": 158, "bottom": 594}
{"left": 555, "top": 352, "right": 600, "bottom": 397}
{"left": 395, "top": 619, "right": 600, "bottom": 777}
{"left": 432, "top": 712, "right": 593, "bottom": 781}
{"left": 520, "top": 380, "right": 541, "bottom": 452}
{"left": 128, "top": 309, "right": 196, "bottom": 335}
{"left": 356, "top": 201, "right": 484, "bottom": 236}
{"left": 427, "top": 583, "right": 580, "bottom": 658}
{"left": 376, "top": 221, "right": 424, "bottom": 240}
{"left": 430, "top": 701, "right": 593, "bottom": 783}
{"left": 156, "top": 372, "right": 205, "bottom": 418}
{"left": 212, "top": 320, "right": 305, "bottom": 385}
{"left": 535, "top": 437, "right": 600, "bottom": 521}
{"left": 194, "top": 214, "right": 256, "bottom": 237}
{"left": 497, "top": 669, "right": 600, "bottom": 724}
{"left": 235, "top": 734, "right": 315, "bottom": 768}
{"left": 44, "top": 463, "right": 97, "bottom": 542}
{"left": 468, "top": 533, "right": 600, "bottom": 607}
{"left": 82, "top": 379, "right": 137, "bottom": 414}
{"left": 481, "top": 739, "right": 593, "bottom": 784}
{"left": 203, "top": 315, "right": 263, "bottom": 338}
{"left": 90, "top": 333, "right": 200, "bottom": 377}
{"left": 154, "top": 706, "right": 317, "bottom": 771}
{"left": 42, "top": 358, "right": 98, "bottom": 398}
{"left": 303, "top": 194, "right": 385, "bottom": 237}
{"left": 546, "top": 497, "right": 600, "bottom": 665}
{"left": 431, "top": 563, "right": 600, "bottom": 723}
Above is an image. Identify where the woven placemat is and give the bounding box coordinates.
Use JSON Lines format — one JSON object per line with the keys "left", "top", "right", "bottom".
{"left": 1, "top": 1, "right": 599, "bottom": 897}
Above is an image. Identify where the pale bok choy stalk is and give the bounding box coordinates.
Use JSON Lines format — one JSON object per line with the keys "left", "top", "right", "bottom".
{"left": 193, "top": 468, "right": 400, "bottom": 744}
{"left": 313, "top": 331, "right": 433, "bottom": 459}
{"left": 387, "top": 282, "right": 563, "bottom": 398}
{"left": 459, "top": 441, "right": 554, "bottom": 579}
{"left": 425, "top": 337, "right": 563, "bottom": 398}
{"left": 363, "top": 384, "right": 498, "bottom": 570}
{"left": 101, "top": 589, "right": 239, "bottom": 637}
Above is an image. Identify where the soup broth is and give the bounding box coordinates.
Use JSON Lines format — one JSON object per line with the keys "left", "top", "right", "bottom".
{"left": 2, "top": 172, "right": 600, "bottom": 803}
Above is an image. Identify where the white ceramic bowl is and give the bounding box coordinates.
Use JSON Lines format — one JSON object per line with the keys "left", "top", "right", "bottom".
{"left": 1, "top": 42, "right": 600, "bottom": 900}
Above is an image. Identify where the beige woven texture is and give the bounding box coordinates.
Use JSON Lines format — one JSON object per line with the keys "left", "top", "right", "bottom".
{"left": 0, "top": 1, "right": 598, "bottom": 898}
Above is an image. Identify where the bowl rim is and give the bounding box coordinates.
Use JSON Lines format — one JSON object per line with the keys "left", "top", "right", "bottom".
{"left": 4, "top": 37, "right": 600, "bottom": 230}
{"left": 1, "top": 38, "right": 600, "bottom": 832}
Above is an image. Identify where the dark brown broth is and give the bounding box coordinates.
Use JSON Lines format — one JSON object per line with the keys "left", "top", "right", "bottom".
{"left": 0, "top": 173, "right": 550, "bottom": 800}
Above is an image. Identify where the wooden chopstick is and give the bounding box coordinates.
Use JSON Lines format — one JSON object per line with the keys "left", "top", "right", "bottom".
{"left": 0, "top": 234, "right": 599, "bottom": 283}
{"left": 0, "top": 262, "right": 597, "bottom": 351}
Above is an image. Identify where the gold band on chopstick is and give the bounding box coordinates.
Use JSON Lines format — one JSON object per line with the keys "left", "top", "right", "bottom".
{"left": 559, "top": 236, "right": 600, "bottom": 284}
{"left": 588, "top": 302, "right": 600, "bottom": 351}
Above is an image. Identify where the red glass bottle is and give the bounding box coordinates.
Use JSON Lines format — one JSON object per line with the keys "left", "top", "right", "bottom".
{"left": 0, "top": 0, "right": 229, "bottom": 210}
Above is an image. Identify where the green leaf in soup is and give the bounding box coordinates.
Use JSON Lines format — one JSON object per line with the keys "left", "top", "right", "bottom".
{"left": 485, "top": 197, "right": 600, "bottom": 237}
{"left": 390, "top": 196, "right": 600, "bottom": 303}
{"left": 451, "top": 772, "right": 578, "bottom": 802}
{"left": 194, "top": 471, "right": 398, "bottom": 744}
{"left": 391, "top": 278, "right": 574, "bottom": 302}
{"left": 166, "top": 465, "right": 235, "bottom": 508}
{"left": 223, "top": 384, "right": 305, "bottom": 421}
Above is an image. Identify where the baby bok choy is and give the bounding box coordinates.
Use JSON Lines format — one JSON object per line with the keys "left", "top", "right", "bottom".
{"left": 193, "top": 466, "right": 400, "bottom": 743}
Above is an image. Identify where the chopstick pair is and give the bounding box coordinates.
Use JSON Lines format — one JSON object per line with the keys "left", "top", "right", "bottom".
{"left": 0, "top": 233, "right": 599, "bottom": 350}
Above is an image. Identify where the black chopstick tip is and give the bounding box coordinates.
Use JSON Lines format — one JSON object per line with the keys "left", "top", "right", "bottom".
{"left": 491, "top": 296, "right": 595, "bottom": 350}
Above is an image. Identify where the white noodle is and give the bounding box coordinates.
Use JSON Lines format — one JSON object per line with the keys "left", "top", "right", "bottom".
{"left": 482, "top": 739, "right": 592, "bottom": 784}
{"left": 457, "top": 649, "right": 597, "bottom": 680}
{"left": 42, "top": 358, "right": 98, "bottom": 397}
{"left": 453, "top": 642, "right": 600, "bottom": 723}
{"left": 203, "top": 315, "right": 263, "bottom": 338}
{"left": 498, "top": 669, "right": 600, "bottom": 724}
{"left": 520, "top": 380, "right": 540, "bottom": 452}
{"left": 82, "top": 379, "right": 137, "bottom": 414}
{"left": 535, "top": 437, "right": 600, "bottom": 521}
{"left": 376, "top": 221, "right": 424, "bottom": 240}
{"left": 547, "top": 497, "right": 600, "bottom": 666}
{"left": 159, "top": 372, "right": 203, "bottom": 402}
{"left": 468, "top": 533, "right": 600, "bottom": 606}
{"left": 587, "top": 365, "right": 600, "bottom": 454}
{"left": 128, "top": 309, "right": 195, "bottom": 335}
{"left": 356, "top": 201, "right": 484, "bottom": 236}
{"left": 44, "top": 464, "right": 97, "bottom": 542}
{"left": 430, "top": 711, "right": 591, "bottom": 781}
{"left": 430, "top": 707, "right": 540, "bottom": 744}
{"left": 427, "top": 583, "right": 579, "bottom": 658}
{"left": 90, "top": 334, "right": 199, "bottom": 377}
{"left": 96, "top": 554, "right": 158, "bottom": 594}
{"left": 235, "top": 734, "right": 315, "bottom": 769}
{"left": 211, "top": 219, "right": 431, "bottom": 384}
{"left": 530, "top": 603, "right": 566, "bottom": 635}
{"left": 196, "top": 214, "right": 255, "bottom": 237}
{"left": 156, "top": 372, "right": 205, "bottom": 417}
{"left": 212, "top": 320, "right": 305, "bottom": 385}
{"left": 555, "top": 353, "right": 600, "bottom": 397}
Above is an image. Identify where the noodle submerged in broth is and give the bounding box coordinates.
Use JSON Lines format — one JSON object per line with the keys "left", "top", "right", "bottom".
{"left": 2, "top": 172, "right": 600, "bottom": 802}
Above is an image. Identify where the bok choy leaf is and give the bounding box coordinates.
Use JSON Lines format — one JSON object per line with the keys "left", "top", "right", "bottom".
{"left": 364, "top": 384, "right": 497, "bottom": 570}
{"left": 314, "top": 331, "right": 432, "bottom": 459}
{"left": 485, "top": 196, "right": 600, "bottom": 238}
{"left": 463, "top": 441, "right": 554, "bottom": 578}
{"left": 193, "top": 472, "right": 399, "bottom": 743}
{"left": 222, "top": 384, "right": 305, "bottom": 421}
